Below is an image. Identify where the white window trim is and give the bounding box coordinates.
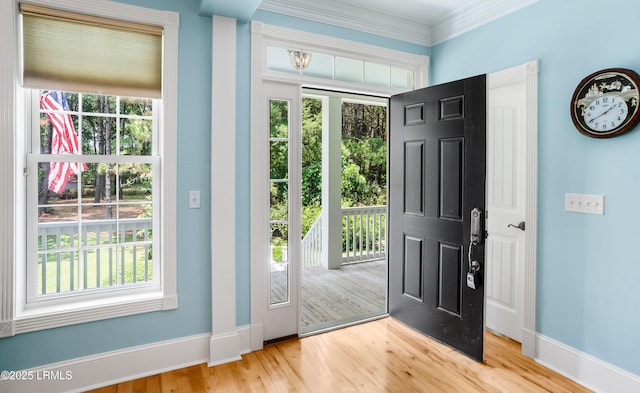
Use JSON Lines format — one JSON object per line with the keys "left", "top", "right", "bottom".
{"left": 249, "top": 21, "right": 429, "bottom": 350}
{"left": 254, "top": 22, "right": 429, "bottom": 96}
{"left": 0, "top": 0, "right": 179, "bottom": 337}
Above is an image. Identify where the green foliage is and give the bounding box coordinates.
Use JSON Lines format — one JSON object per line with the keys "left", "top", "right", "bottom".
{"left": 269, "top": 97, "right": 387, "bottom": 243}
{"left": 40, "top": 92, "right": 153, "bottom": 202}
{"left": 341, "top": 102, "right": 387, "bottom": 207}
{"left": 302, "top": 204, "right": 321, "bottom": 235}
{"left": 302, "top": 98, "right": 323, "bottom": 206}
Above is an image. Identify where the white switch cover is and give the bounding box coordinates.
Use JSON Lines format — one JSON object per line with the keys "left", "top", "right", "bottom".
{"left": 189, "top": 191, "right": 201, "bottom": 209}
{"left": 565, "top": 193, "right": 604, "bottom": 215}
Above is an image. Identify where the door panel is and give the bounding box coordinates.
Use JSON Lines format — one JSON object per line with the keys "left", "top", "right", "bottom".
{"left": 486, "top": 72, "right": 527, "bottom": 342}
{"left": 403, "top": 235, "right": 424, "bottom": 301}
{"left": 389, "top": 75, "right": 486, "bottom": 361}
{"left": 404, "top": 141, "right": 424, "bottom": 216}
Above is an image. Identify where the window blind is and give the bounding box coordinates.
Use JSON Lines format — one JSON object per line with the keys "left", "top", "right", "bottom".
{"left": 21, "top": 4, "right": 163, "bottom": 98}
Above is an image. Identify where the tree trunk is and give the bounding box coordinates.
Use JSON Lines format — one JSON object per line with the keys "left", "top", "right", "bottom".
{"left": 38, "top": 120, "right": 53, "bottom": 214}
{"left": 102, "top": 97, "right": 113, "bottom": 219}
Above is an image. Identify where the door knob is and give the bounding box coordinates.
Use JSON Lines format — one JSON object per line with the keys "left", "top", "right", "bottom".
{"left": 507, "top": 221, "right": 525, "bottom": 231}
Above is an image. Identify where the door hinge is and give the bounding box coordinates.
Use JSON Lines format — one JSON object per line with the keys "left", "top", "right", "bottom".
{"left": 23, "top": 167, "right": 29, "bottom": 177}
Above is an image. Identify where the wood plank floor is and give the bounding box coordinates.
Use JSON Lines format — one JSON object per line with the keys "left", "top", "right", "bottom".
{"left": 301, "top": 259, "right": 385, "bottom": 332}
{"left": 86, "top": 318, "right": 592, "bottom": 393}
{"left": 270, "top": 260, "right": 386, "bottom": 333}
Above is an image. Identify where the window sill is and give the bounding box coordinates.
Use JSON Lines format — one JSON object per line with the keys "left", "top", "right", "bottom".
{"left": 3, "top": 291, "right": 178, "bottom": 337}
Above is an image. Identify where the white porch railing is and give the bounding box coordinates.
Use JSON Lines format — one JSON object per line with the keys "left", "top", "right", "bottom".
{"left": 301, "top": 206, "right": 386, "bottom": 268}
{"left": 37, "top": 218, "right": 152, "bottom": 294}
{"left": 301, "top": 214, "right": 323, "bottom": 268}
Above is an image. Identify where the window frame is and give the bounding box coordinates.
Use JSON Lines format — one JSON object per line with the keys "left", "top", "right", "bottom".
{"left": 25, "top": 90, "right": 161, "bottom": 306}
{"left": 0, "top": 0, "right": 179, "bottom": 337}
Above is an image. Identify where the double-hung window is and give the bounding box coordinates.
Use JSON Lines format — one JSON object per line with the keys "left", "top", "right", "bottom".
{"left": 0, "top": 0, "right": 179, "bottom": 336}
{"left": 26, "top": 91, "right": 159, "bottom": 303}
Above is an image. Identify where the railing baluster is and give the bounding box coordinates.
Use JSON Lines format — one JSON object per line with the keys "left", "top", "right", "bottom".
{"left": 133, "top": 225, "right": 138, "bottom": 283}
{"left": 96, "top": 225, "right": 101, "bottom": 288}
{"left": 300, "top": 206, "right": 387, "bottom": 269}
{"left": 41, "top": 232, "right": 47, "bottom": 295}
{"left": 366, "top": 210, "right": 370, "bottom": 259}
{"left": 345, "top": 214, "right": 350, "bottom": 262}
{"left": 37, "top": 218, "right": 152, "bottom": 295}
{"left": 144, "top": 225, "right": 149, "bottom": 281}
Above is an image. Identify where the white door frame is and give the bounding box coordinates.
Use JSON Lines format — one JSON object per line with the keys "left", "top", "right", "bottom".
{"left": 248, "top": 22, "right": 538, "bottom": 357}
{"left": 521, "top": 60, "right": 539, "bottom": 358}
{"left": 249, "top": 22, "right": 429, "bottom": 351}
{"left": 486, "top": 61, "right": 539, "bottom": 357}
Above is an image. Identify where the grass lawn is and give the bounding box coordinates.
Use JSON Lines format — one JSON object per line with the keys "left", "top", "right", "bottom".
{"left": 38, "top": 231, "right": 152, "bottom": 295}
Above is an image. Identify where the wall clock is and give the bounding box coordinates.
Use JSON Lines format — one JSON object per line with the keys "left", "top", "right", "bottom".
{"left": 570, "top": 68, "right": 640, "bottom": 138}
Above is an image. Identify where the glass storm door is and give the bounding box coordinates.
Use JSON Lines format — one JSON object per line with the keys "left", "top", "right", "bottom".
{"left": 263, "top": 81, "right": 302, "bottom": 342}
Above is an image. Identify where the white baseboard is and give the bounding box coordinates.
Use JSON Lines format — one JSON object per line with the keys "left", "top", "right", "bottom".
{"left": 208, "top": 331, "right": 241, "bottom": 367}
{"left": 6, "top": 327, "right": 636, "bottom": 393}
{"left": 237, "top": 325, "right": 252, "bottom": 355}
{"left": 0, "top": 333, "right": 210, "bottom": 393}
{"left": 250, "top": 322, "right": 264, "bottom": 351}
{"left": 521, "top": 328, "right": 536, "bottom": 358}
{"left": 536, "top": 334, "right": 640, "bottom": 393}
{"left": 0, "top": 325, "right": 252, "bottom": 393}
{"left": 207, "top": 324, "right": 252, "bottom": 366}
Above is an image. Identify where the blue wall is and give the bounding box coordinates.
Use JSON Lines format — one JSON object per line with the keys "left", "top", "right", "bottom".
{"left": 432, "top": 0, "right": 640, "bottom": 376}
{"left": 4, "top": 0, "right": 638, "bottom": 381}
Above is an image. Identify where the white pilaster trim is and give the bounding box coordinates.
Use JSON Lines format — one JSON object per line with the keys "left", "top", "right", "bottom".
{"left": 522, "top": 60, "right": 538, "bottom": 358}
{"left": 211, "top": 15, "right": 239, "bottom": 363}
{"left": 0, "top": 0, "right": 17, "bottom": 340}
{"left": 250, "top": 21, "right": 267, "bottom": 351}
{"left": 536, "top": 333, "right": 640, "bottom": 393}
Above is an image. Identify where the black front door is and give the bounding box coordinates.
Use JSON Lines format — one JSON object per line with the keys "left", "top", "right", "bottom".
{"left": 388, "top": 75, "right": 487, "bottom": 361}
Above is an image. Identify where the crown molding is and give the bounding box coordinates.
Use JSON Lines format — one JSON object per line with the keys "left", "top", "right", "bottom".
{"left": 258, "top": 0, "right": 431, "bottom": 46}
{"left": 431, "top": 0, "right": 538, "bottom": 45}
{"left": 258, "top": 0, "right": 538, "bottom": 47}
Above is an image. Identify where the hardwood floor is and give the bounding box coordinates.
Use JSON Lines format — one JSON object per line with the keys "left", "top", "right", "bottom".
{"left": 86, "top": 318, "right": 592, "bottom": 393}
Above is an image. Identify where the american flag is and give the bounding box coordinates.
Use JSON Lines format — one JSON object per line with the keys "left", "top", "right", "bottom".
{"left": 40, "top": 91, "right": 87, "bottom": 194}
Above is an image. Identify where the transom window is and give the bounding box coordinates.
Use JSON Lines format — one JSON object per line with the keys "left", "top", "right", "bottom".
{"left": 267, "top": 46, "right": 415, "bottom": 89}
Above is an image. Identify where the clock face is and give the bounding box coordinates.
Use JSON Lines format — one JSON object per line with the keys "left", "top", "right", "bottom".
{"left": 571, "top": 68, "right": 640, "bottom": 138}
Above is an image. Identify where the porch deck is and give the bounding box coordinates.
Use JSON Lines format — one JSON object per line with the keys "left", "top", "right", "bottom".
{"left": 271, "top": 259, "right": 387, "bottom": 334}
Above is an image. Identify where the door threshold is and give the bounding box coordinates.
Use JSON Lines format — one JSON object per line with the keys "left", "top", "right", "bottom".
{"left": 264, "top": 334, "right": 299, "bottom": 346}
{"left": 299, "top": 313, "right": 389, "bottom": 338}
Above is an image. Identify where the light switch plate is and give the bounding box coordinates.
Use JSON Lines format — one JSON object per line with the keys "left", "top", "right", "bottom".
{"left": 189, "top": 191, "right": 201, "bottom": 209}
{"left": 565, "top": 193, "right": 604, "bottom": 215}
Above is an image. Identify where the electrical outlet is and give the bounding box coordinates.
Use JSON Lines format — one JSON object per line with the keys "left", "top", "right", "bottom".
{"left": 565, "top": 193, "right": 604, "bottom": 215}
{"left": 189, "top": 191, "right": 200, "bottom": 209}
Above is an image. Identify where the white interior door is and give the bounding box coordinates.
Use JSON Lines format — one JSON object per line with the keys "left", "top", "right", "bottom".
{"left": 263, "top": 81, "right": 302, "bottom": 342}
{"left": 486, "top": 66, "right": 527, "bottom": 342}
